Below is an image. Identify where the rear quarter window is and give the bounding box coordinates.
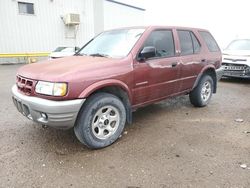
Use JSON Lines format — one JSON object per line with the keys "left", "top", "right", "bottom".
{"left": 199, "top": 31, "right": 220, "bottom": 52}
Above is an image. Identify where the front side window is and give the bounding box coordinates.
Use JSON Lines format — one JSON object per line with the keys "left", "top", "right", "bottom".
{"left": 199, "top": 31, "right": 220, "bottom": 52}
{"left": 143, "top": 30, "right": 175, "bottom": 58}
{"left": 18, "top": 2, "right": 34, "bottom": 15}
{"left": 78, "top": 28, "right": 145, "bottom": 58}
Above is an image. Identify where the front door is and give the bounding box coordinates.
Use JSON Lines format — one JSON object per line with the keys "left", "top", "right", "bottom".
{"left": 132, "top": 29, "right": 181, "bottom": 106}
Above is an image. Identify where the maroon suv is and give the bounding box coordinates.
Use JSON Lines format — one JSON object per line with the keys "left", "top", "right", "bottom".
{"left": 12, "top": 26, "right": 222, "bottom": 149}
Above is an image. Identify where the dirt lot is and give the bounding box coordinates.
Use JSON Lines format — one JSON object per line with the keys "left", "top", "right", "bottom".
{"left": 0, "top": 64, "right": 250, "bottom": 188}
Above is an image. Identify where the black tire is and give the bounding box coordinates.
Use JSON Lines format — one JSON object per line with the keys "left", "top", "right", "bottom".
{"left": 74, "top": 92, "right": 126, "bottom": 149}
{"left": 189, "top": 75, "right": 214, "bottom": 107}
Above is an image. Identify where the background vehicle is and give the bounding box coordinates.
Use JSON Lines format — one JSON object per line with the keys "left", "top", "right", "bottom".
{"left": 222, "top": 39, "right": 250, "bottom": 78}
{"left": 12, "top": 26, "right": 222, "bottom": 149}
{"left": 49, "top": 46, "right": 80, "bottom": 59}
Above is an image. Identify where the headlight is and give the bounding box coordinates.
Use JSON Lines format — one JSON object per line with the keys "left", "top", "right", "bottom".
{"left": 35, "top": 81, "right": 67, "bottom": 96}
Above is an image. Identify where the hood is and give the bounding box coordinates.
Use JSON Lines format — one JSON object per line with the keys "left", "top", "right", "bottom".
{"left": 17, "top": 56, "right": 121, "bottom": 82}
{"left": 223, "top": 50, "right": 250, "bottom": 56}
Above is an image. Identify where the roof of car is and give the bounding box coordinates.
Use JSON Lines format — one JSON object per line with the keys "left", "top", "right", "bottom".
{"left": 106, "top": 25, "right": 209, "bottom": 32}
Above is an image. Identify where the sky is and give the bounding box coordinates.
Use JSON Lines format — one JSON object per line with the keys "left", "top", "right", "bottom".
{"left": 121, "top": 0, "right": 250, "bottom": 48}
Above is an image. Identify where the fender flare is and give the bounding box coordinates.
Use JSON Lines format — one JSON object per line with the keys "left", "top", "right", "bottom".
{"left": 192, "top": 65, "right": 217, "bottom": 93}
{"left": 78, "top": 79, "right": 132, "bottom": 102}
{"left": 78, "top": 79, "right": 133, "bottom": 124}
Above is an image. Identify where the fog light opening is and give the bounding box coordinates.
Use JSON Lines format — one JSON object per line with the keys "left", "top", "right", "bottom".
{"left": 27, "top": 114, "right": 33, "bottom": 120}
{"left": 41, "top": 112, "right": 48, "bottom": 120}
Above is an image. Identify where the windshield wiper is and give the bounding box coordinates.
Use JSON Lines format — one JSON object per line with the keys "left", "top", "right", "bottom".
{"left": 89, "top": 53, "right": 110, "bottom": 58}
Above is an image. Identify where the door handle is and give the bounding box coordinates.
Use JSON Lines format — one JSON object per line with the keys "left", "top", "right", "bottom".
{"left": 171, "top": 62, "right": 178, "bottom": 67}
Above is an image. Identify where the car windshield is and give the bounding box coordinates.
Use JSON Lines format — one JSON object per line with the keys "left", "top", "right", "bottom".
{"left": 53, "top": 47, "right": 67, "bottom": 52}
{"left": 226, "top": 39, "right": 250, "bottom": 51}
{"left": 53, "top": 47, "right": 76, "bottom": 52}
{"left": 78, "top": 28, "right": 145, "bottom": 58}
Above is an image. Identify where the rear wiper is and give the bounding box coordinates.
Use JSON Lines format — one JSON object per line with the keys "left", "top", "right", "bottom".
{"left": 89, "top": 53, "right": 110, "bottom": 58}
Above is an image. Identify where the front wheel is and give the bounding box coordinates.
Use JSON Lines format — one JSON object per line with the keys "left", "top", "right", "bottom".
{"left": 189, "top": 75, "right": 214, "bottom": 107}
{"left": 74, "top": 93, "right": 126, "bottom": 149}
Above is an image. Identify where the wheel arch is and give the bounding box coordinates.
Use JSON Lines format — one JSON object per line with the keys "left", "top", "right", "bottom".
{"left": 192, "top": 66, "right": 217, "bottom": 93}
{"left": 78, "top": 80, "right": 132, "bottom": 124}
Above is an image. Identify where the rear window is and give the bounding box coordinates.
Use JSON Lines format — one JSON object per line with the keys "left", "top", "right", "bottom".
{"left": 178, "top": 31, "right": 193, "bottom": 55}
{"left": 199, "top": 31, "right": 220, "bottom": 52}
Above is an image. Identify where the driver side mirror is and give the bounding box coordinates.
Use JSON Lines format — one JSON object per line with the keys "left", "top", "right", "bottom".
{"left": 138, "top": 46, "right": 156, "bottom": 61}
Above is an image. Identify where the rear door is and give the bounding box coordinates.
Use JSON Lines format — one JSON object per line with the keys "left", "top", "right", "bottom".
{"left": 132, "top": 29, "right": 181, "bottom": 105}
{"left": 176, "top": 30, "right": 202, "bottom": 92}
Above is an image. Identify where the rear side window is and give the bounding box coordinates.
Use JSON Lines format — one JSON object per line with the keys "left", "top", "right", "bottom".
{"left": 199, "top": 31, "right": 220, "bottom": 52}
{"left": 177, "top": 30, "right": 201, "bottom": 55}
{"left": 143, "top": 30, "right": 175, "bottom": 58}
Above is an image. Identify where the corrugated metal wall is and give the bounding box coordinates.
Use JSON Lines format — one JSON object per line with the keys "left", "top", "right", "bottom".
{"left": 103, "top": 0, "right": 145, "bottom": 30}
{"left": 0, "top": 0, "right": 95, "bottom": 53}
{"left": 0, "top": 0, "right": 145, "bottom": 55}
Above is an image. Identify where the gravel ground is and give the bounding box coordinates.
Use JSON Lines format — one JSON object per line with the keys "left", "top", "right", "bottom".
{"left": 0, "top": 64, "right": 250, "bottom": 188}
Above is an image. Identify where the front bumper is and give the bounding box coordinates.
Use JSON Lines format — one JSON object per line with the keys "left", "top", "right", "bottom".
{"left": 222, "top": 70, "right": 250, "bottom": 78}
{"left": 12, "top": 85, "right": 85, "bottom": 129}
{"left": 221, "top": 63, "right": 250, "bottom": 78}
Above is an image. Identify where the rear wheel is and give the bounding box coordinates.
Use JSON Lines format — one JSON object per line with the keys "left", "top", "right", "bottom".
{"left": 74, "top": 93, "right": 126, "bottom": 149}
{"left": 189, "top": 75, "right": 213, "bottom": 107}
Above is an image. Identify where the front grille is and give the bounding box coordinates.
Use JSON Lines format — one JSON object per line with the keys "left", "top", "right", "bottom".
{"left": 222, "top": 63, "right": 250, "bottom": 77}
{"left": 222, "top": 63, "right": 249, "bottom": 71}
{"left": 16, "top": 75, "right": 35, "bottom": 95}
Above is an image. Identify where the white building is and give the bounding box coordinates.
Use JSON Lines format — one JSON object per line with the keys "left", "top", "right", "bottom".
{"left": 0, "top": 0, "right": 145, "bottom": 60}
